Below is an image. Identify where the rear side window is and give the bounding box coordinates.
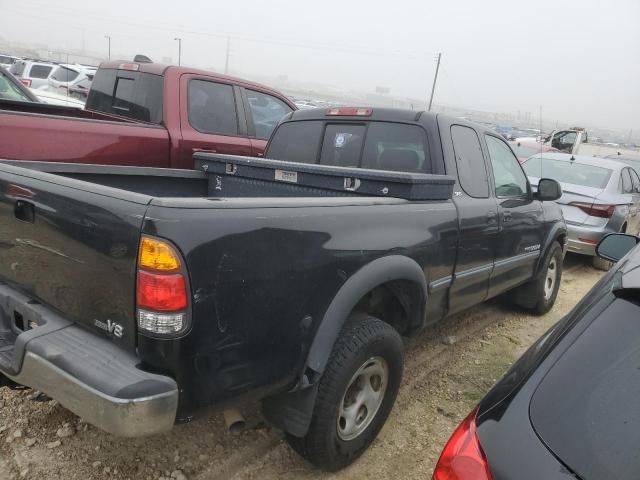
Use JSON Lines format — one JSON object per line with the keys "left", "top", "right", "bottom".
{"left": 245, "top": 89, "right": 292, "bottom": 140}
{"left": 30, "top": 65, "right": 53, "bottom": 79}
{"left": 320, "top": 124, "right": 365, "bottom": 167}
{"left": 361, "top": 123, "right": 428, "bottom": 173}
{"left": 86, "top": 69, "right": 164, "bottom": 124}
{"left": 188, "top": 80, "right": 238, "bottom": 136}
{"left": 266, "top": 121, "right": 323, "bottom": 163}
{"left": 451, "top": 125, "right": 489, "bottom": 197}
{"left": 51, "top": 66, "right": 79, "bottom": 83}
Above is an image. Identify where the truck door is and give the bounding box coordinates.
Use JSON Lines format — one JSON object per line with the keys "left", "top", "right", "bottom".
{"left": 549, "top": 130, "right": 578, "bottom": 153}
{"left": 443, "top": 122, "right": 499, "bottom": 314}
{"left": 484, "top": 134, "right": 544, "bottom": 297}
{"left": 178, "top": 76, "right": 252, "bottom": 168}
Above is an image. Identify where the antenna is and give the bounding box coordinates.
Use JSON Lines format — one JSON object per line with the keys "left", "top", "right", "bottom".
{"left": 539, "top": 105, "right": 543, "bottom": 181}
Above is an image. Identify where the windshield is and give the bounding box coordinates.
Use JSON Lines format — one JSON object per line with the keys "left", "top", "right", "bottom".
{"left": 523, "top": 157, "right": 612, "bottom": 189}
{"left": 0, "top": 70, "right": 33, "bottom": 102}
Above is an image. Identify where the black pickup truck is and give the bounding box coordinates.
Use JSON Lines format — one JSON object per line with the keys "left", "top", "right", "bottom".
{"left": 0, "top": 108, "right": 566, "bottom": 471}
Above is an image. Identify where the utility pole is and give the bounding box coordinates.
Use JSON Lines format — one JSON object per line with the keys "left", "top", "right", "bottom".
{"left": 174, "top": 37, "right": 182, "bottom": 66}
{"left": 104, "top": 35, "right": 111, "bottom": 60}
{"left": 427, "top": 52, "right": 441, "bottom": 112}
{"left": 224, "top": 37, "right": 230, "bottom": 74}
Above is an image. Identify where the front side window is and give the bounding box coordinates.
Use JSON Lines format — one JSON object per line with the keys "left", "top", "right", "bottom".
{"left": 0, "top": 71, "right": 33, "bottom": 102}
{"left": 245, "top": 90, "right": 292, "bottom": 140}
{"left": 485, "top": 135, "right": 528, "bottom": 197}
{"left": 29, "top": 65, "right": 53, "bottom": 79}
{"left": 188, "top": 80, "right": 238, "bottom": 136}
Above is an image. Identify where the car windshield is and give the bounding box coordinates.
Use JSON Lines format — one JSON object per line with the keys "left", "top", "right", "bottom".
{"left": 523, "top": 157, "right": 612, "bottom": 189}
{"left": 0, "top": 70, "right": 32, "bottom": 102}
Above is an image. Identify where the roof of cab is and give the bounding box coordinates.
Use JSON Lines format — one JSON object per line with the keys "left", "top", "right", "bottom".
{"left": 285, "top": 107, "right": 434, "bottom": 123}
{"left": 96, "top": 61, "right": 294, "bottom": 102}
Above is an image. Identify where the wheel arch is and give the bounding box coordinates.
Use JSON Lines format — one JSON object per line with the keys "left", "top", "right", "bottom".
{"left": 262, "top": 255, "right": 427, "bottom": 438}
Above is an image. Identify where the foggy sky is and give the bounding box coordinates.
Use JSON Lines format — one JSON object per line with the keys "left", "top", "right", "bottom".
{"left": 2, "top": 0, "right": 639, "bottom": 131}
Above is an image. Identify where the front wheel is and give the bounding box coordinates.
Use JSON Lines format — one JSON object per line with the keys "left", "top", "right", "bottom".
{"left": 286, "top": 315, "right": 403, "bottom": 471}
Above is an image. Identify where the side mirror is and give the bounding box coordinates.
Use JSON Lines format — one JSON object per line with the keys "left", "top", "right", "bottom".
{"left": 535, "top": 178, "right": 562, "bottom": 201}
{"left": 596, "top": 233, "right": 639, "bottom": 262}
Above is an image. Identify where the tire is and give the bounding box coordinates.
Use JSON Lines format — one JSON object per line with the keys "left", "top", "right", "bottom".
{"left": 513, "top": 242, "right": 563, "bottom": 315}
{"left": 286, "top": 315, "right": 403, "bottom": 471}
{"left": 592, "top": 255, "right": 612, "bottom": 271}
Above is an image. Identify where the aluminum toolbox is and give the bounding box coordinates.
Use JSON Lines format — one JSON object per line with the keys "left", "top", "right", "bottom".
{"left": 194, "top": 153, "right": 455, "bottom": 201}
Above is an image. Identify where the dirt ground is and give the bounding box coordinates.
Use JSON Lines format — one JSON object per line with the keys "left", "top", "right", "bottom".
{"left": 0, "top": 254, "right": 603, "bottom": 480}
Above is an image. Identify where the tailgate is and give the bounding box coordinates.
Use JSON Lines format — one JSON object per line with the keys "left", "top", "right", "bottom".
{"left": 0, "top": 163, "right": 151, "bottom": 351}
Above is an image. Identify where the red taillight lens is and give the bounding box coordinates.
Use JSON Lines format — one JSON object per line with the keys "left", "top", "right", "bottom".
{"left": 570, "top": 202, "right": 615, "bottom": 218}
{"left": 432, "top": 408, "right": 493, "bottom": 480}
{"left": 137, "top": 270, "right": 187, "bottom": 311}
{"left": 20, "top": 78, "right": 32, "bottom": 87}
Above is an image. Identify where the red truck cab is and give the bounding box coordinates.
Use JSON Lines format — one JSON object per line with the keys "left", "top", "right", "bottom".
{"left": 0, "top": 62, "right": 296, "bottom": 168}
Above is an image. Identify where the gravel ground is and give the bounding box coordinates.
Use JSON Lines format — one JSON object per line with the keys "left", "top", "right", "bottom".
{"left": 0, "top": 254, "right": 603, "bottom": 480}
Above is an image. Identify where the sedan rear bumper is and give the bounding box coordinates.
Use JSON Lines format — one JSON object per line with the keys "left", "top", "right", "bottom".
{"left": 566, "top": 223, "right": 616, "bottom": 257}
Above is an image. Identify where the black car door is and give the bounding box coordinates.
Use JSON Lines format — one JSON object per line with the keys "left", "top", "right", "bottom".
{"left": 484, "top": 134, "right": 544, "bottom": 297}
{"left": 440, "top": 119, "right": 499, "bottom": 314}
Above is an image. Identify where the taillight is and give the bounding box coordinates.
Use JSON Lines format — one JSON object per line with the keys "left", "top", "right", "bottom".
{"left": 118, "top": 63, "right": 140, "bottom": 71}
{"left": 326, "top": 107, "right": 372, "bottom": 116}
{"left": 20, "top": 78, "right": 32, "bottom": 87}
{"left": 136, "top": 235, "right": 189, "bottom": 336}
{"left": 570, "top": 202, "right": 615, "bottom": 218}
{"left": 432, "top": 408, "right": 493, "bottom": 480}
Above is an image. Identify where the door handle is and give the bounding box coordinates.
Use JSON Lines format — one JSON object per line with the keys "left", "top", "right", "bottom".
{"left": 503, "top": 211, "right": 512, "bottom": 223}
{"left": 15, "top": 200, "right": 35, "bottom": 223}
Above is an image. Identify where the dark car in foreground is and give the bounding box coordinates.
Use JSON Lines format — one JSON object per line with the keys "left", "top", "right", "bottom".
{"left": 433, "top": 232, "right": 640, "bottom": 480}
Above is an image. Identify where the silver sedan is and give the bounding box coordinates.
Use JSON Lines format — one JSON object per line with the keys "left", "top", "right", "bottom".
{"left": 523, "top": 153, "right": 640, "bottom": 268}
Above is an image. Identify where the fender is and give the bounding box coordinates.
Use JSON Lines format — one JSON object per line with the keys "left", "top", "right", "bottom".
{"left": 305, "top": 254, "right": 427, "bottom": 377}
{"left": 262, "top": 255, "right": 427, "bottom": 437}
{"left": 535, "top": 222, "right": 567, "bottom": 277}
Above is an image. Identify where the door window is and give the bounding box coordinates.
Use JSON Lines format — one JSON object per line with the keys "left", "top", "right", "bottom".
{"left": 188, "top": 80, "right": 238, "bottom": 136}
{"left": 551, "top": 131, "right": 577, "bottom": 151}
{"left": 485, "top": 135, "right": 529, "bottom": 197}
{"left": 29, "top": 65, "right": 53, "bottom": 79}
{"left": 451, "top": 125, "right": 489, "bottom": 198}
{"left": 245, "top": 90, "right": 292, "bottom": 140}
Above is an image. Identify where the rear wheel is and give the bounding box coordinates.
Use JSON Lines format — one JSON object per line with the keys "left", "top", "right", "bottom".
{"left": 286, "top": 315, "right": 403, "bottom": 471}
{"left": 513, "top": 242, "right": 563, "bottom": 315}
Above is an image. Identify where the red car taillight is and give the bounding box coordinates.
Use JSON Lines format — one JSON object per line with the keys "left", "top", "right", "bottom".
{"left": 136, "top": 236, "right": 189, "bottom": 336}
{"left": 20, "top": 78, "right": 32, "bottom": 87}
{"left": 432, "top": 408, "right": 493, "bottom": 480}
{"left": 569, "top": 202, "right": 615, "bottom": 218}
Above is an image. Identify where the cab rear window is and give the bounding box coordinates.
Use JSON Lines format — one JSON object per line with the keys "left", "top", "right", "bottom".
{"left": 267, "top": 121, "right": 430, "bottom": 173}
{"left": 86, "top": 69, "right": 163, "bottom": 124}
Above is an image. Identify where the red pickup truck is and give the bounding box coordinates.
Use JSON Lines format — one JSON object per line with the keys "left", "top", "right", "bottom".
{"left": 0, "top": 61, "right": 296, "bottom": 168}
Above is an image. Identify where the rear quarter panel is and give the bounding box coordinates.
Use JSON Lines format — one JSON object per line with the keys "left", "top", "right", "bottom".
{"left": 138, "top": 199, "right": 458, "bottom": 416}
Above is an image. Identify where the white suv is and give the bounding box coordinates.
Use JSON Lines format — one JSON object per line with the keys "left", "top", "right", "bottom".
{"left": 9, "top": 60, "right": 57, "bottom": 89}
{"left": 48, "top": 64, "right": 96, "bottom": 95}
